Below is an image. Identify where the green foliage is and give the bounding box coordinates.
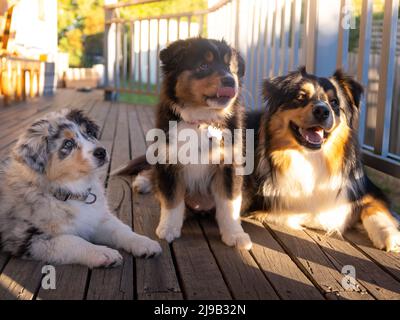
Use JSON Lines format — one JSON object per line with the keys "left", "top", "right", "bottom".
{"left": 119, "top": 0, "right": 207, "bottom": 19}
{"left": 119, "top": 93, "right": 158, "bottom": 105}
{"left": 58, "top": 0, "right": 207, "bottom": 67}
{"left": 348, "top": 0, "right": 388, "bottom": 53}
{"left": 58, "top": 0, "right": 104, "bottom": 67}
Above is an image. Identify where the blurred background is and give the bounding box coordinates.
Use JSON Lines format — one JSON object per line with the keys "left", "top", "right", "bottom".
{"left": 0, "top": 0, "right": 388, "bottom": 104}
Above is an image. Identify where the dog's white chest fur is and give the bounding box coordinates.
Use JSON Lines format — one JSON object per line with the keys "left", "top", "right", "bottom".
{"left": 169, "top": 121, "right": 218, "bottom": 209}
{"left": 265, "top": 150, "right": 353, "bottom": 233}
{"left": 62, "top": 180, "right": 107, "bottom": 239}
{"left": 170, "top": 122, "right": 218, "bottom": 194}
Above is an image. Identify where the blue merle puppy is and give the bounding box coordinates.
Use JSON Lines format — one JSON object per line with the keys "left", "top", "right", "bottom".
{"left": 0, "top": 109, "right": 161, "bottom": 268}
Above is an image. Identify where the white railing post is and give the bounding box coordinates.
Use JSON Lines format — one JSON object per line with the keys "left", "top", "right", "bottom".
{"left": 357, "top": 0, "right": 373, "bottom": 145}
{"left": 104, "top": 0, "right": 118, "bottom": 101}
{"left": 289, "top": 0, "right": 302, "bottom": 71}
{"left": 305, "top": 0, "right": 341, "bottom": 76}
{"left": 336, "top": 0, "right": 351, "bottom": 70}
{"left": 234, "top": 0, "right": 240, "bottom": 49}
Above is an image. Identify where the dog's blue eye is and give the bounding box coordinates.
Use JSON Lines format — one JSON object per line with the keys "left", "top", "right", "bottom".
{"left": 63, "top": 140, "right": 75, "bottom": 149}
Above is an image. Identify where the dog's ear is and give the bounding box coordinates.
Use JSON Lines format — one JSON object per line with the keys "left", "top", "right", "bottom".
{"left": 262, "top": 79, "right": 275, "bottom": 101}
{"left": 15, "top": 119, "right": 52, "bottom": 174}
{"left": 298, "top": 65, "right": 308, "bottom": 76}
{"left": 333, "top": 69, "right": 364, "bottom": 108}
{"left": 66, "top": 109, "right": 99, "bottom": 139}
{"left": 233, "top": 49, "right": 245, "bottom": 78}
{"left": 159, "top": 40, "right": 189, "bottom": 71}
{"left": 263, "top": 67, "right": 308, "bottom": 100}
{"left": 262, "top": 77, "right": 283, "bottom": 101}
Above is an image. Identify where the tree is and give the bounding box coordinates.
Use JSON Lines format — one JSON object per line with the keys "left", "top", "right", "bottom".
{"left": 58, "top": 0, "right": 104, "bottom": 67}
{"left": 58, "top": 0, "right": 207, "bottom": 67}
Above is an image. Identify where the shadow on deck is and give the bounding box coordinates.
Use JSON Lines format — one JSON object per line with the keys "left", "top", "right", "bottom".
{"left": 0, "top": 89, "right": 400, "bottom": 300}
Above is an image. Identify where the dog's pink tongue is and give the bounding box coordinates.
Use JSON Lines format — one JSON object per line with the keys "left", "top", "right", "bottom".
{"left": 217, "top": 87, "right": 236, "bottom": 98}
{"left": 301, "top": 128, "right": 324, "bottom": 144}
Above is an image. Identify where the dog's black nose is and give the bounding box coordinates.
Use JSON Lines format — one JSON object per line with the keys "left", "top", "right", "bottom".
{"left": 221, "top": 76, "right": 236, "bottom": 88}
{"left": 312, "top": 103, "right": 331, "bottom": 122}
{"left": 93, "top": 147, "right": 107, "bottom": 160}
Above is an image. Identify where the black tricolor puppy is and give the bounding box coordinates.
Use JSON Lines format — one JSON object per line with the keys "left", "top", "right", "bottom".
{"left": 115, "top": 38, "right": 252, "bottom": 250}
{"left": 245, "top": 67, "right": 400, "bottom": 252}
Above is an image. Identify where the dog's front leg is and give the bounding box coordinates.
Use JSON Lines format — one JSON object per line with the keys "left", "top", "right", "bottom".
{"left": 93, "top": 214, "right": 162, "bottom": 258}
{"left": 155, "top": 165, "right": 186, "bottom": 243}
{"left": 213, "top": 168, "right": 252, "bottom": 250}
{"left": 156, "top": 199, "right": 185, "bottom": 243}
{"left": 360, "top": 195, "right": 400, "bottom": 252}
{"left": 29, "top": 234, "right": 123, "bottom": 268}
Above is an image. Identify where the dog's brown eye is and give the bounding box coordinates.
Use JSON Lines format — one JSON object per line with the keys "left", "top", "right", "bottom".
{"left": 197, "top": 63, "right": 209, "bottom": 72}
{"left": 330, "top": 98, "right": 339, "bottom": 107}
{"left": 297, "top": 93, "right": 306, "bottom": 101}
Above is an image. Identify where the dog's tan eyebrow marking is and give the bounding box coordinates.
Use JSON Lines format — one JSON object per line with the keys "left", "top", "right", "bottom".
{"left": 224, "top": 53, "right": 230, "bottom": 64}
{"left": 325, "top": 88, "right": 336, "bottom": 97}
{"left": 301, "top": 83, "right": 315, "bottom": 97}
{"left": 63, "top": 130, "right": 75, "bottom": 139}
{"left": 205, "top": 51, "right": 214, "bottom": 62}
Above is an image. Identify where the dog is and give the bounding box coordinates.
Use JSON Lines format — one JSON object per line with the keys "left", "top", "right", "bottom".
{"left": 0, "top": 109, "right": 162, "bottom": 268}
{"left": 246, "top": 67, "right": 400, "bottom": 252}
{"left": 114, "top": 38, "right": 252, "bottom": 250}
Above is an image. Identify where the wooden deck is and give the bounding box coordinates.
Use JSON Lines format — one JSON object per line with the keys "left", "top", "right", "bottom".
{"left": 1, "top": 89, "right": 400, "bottom": 300}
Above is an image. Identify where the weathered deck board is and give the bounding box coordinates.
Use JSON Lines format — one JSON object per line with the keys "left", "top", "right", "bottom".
{"left": 1, "top": 90, "right": 400, "bottom": 300}
{"left": 305, "top": 229, "right": 400, "bottom": 299}
{"left": 199, "top": 217, "right": 280, "bottom": 300}
{"left": 0, "top": 253, "right": 9, "bottom": 272}
{"left": 265, "top": 223, "right": 374, "bottom": 300}
{"left": 0, "top": 91, "right": 74, "bottom": 143}
{"left": 87, "top": 104, "right": 135, "bottom": 300}
{"left": 242, "top": 219, "right": 324, "bottom": 300}
{"left": 172, "top": 217, "right": 232, "bottom": 300}
{"left": 36, "top": 265, "right": 89, "bottom": 300}
{"left": 133, "top": 191, "right": 184, "bottom": 300}
{"left": 0, "top": 259, "right": 44, "bottom": 300}
{"left": 0, "top": 90, "right": 101, "bottom": 158}
{"left": 129, "top": 105, "right": 183, "bottom": 300}
{"left": 345, "top": 229, "right": 400, "bottom": 282}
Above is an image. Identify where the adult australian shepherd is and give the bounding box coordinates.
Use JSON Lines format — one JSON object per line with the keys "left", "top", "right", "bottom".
{"left": 115, "top": 38, "right": 253, "bottom": 250}
{"left": 245, "top": 67, "right": 400, "bottom": 252}
{"left": 0, "top": 109, "right": 161, "bottom": 268}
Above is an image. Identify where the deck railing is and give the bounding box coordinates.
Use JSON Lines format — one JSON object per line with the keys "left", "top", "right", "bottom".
{"left": 104, "top": 0, "right": 400, "bottom": 179}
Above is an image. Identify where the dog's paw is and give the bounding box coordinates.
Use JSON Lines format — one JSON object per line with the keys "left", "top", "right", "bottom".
{"left": 129, "top": 236, "right": 162, "bottom": 258}
{"left": 156, "top": 223, "right": 182, "bottom": 243}
{"left": 87, "top": 246, "right": 123, "bottom": 268}
{"left": 385, "top": 230, "right": 400, "bottom": 253}
{"left": 221, "top": 232, "right": 253, "bottom": 250}
{"left": 132, "top": 175, "right": 152, "bottom": 194}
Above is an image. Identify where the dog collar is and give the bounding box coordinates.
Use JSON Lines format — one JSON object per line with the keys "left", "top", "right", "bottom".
{"left": 52, "top": 188, "right": 97, "bottom": 204}
{"left": 183, "top": 121, "right": 223, "bottom": 141}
